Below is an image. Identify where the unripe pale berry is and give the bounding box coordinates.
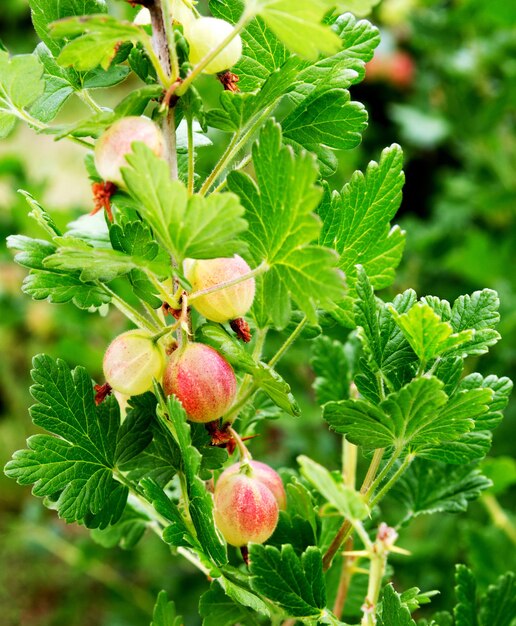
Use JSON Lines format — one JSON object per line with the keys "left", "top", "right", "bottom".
{"left": 103, "top": 330, "right": 166, "bottom": 396}
{"left": 217, "top": 461, "right": 287, "bottom": 510}
{"left": 186, "top": 17, "right": 242, "bottom": 74}
{"left": 94, "top": 116, "right": 164, "bottom": 188}
{"left": 214, "top": 471, "right": 279, "bottom": 546}
{"left": 163, "top": 343, "right": 237, "bottom": 423}
{"left": 185, "top": 255, "right": 255, "bottom": 323}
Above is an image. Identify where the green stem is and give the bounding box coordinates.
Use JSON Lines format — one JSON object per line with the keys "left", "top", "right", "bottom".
{"left": 189, "top": 261, "right": 269, "bottom": 302}
{"left": 369, "top": 453, "right": 415, "bottom": 509}
{"left": 187, "top": 114, "right": 195, "bottom": 194}
{"left": 78, "top": 89, "right": 104, "bottom": 113}
{"left": 268, "top": 315, "right": 308, "bottom": 368}
{"left": 161, "top": 0, "right": 181, "bottom": 82}
{"left": 364, "top": 450, "right": 402, "bottom": 501}
{"left": 360, "top": 449, "right": 385, "bottom": 495}
{"left": 176, "top": 10, "right": 253, "bottom": 96}
{"left": 343, "top": 438, "right": 358, "bottom": 490}
{"left": 12, "top": 107, "right": 94, "bottom": 148}
{"left": 361, "top": 549, "right": 386, "bottom": 626}
{"left": 229, "top": 426, "right": 252, "bottom": 461}
{"left": 224, "top": 384, "right": 258, "bottom": 424}
{"left": 100, "top": 283, "right": 158, "bottom": 332}
{"left": 198, "top": 102, "right": 276, "bottom": 196}
{"left": 482, "top": 494, "right": 516, "bottom": 546}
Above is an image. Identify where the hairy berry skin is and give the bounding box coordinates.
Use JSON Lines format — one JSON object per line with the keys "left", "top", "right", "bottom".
{"left": 214, "top": 471, "right": 279, "bottom": 546}
{"left": 94, "top": 116, "right": 164, "bottom": 187}
{"left": 217, "top": 461, "right": 287, "bottom": 510}
{"left": 186, "top": 255, "right": 255, "bottom": 323}
{"left": 103, "top": 330, "right": 166, "bottom": 396}
{"left": 163, "top": 343, "right": 237, "bottom": 423}
{"left": 186, "top": 17, "right": 242, "bottom": 74}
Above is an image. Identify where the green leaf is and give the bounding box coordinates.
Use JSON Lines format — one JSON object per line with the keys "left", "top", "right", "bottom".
{"left": 197, "top": 324, "right": 300, "bottom": 415}
{"left": 418, "top": 431, "right": 493, "bottom": 465}
{"left": 122, "top": 144, "right": 247, "bottom": 262}
{"left": 310, "top": 336, "right": 351, "bottom": 405}
{"left": 454, "top": 565, "right": 479, "bottom": 626}
{"left": 283, "top": 88, "right": 367, "bottom": 160}
{"left": 157, "top": 395, "right": 227, "bottom": 565}
{"left": 458, "top": 374, "right": 512, "bottom": 431}
{"left": 22, "top": 271, "right": 111, "bottom": 309}
{"left": 479, "top": 571, "right": 516, "bottom": 626}
{"left": 51, "top": 15, "right": 146, "bottom": 72}
{"left": 206, "top": 56, "right": 301, "bottom": 132}
{"left": 378, "top": 584, "right": 416, "bottom": 626}
{"left": 249, "top": 544, "right": 326, "bottom": 617}
{"left": 151, "top": 590, "right": 183, "bottom": 626}
{"left": 391, "top": 459, "right": 492, "bottom": 524}
{"left": 228, "top": 120, "right": 344, "bottom": 327}
{"left": 0, "top": 50, "right": 45, "bottom": 137}
{"left": 318, "top": 145, "right": 405, "bottom": 327}
{"left": 324, "top": 376, "right": 490, "bottom": 452}
{"left": 90, "top": 504, "right": 148, "bottom": 550}
{"left": 210, "top": 0, "right": 289, "bottom": 91}
{"left": 251, "top": 0, "right": 342, "bottom": 59}
{"left": 29, "top": 0, "right": 107, "bottom": 55}
{"left": 3, "top": 356, "right": 151, "bottom": 528}
{"left": 298, "top": 455, "right": 368, "bottom": 520}
{"left": 389, "top": 303, "right": 474, "bottom": 364}
{"left": 199, "top": 582, "right": 262, "bottom": 626}
{"left": 43, "top": 236, "right": 170, "bottom": 283}
{"left": 354, "top": 270, "right": 418, "bottom": 397}
{"left": 30, "top": 43, "right": 74, "bottom": 122}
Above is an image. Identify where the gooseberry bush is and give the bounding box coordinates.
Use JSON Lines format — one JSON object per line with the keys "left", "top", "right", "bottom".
{"left": 2, "top": 0, "right": 515, "bottom": 624}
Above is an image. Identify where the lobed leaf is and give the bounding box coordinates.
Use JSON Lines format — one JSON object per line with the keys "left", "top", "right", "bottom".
{"left": 3, "top": 356, "right": 156, "bottom": 528}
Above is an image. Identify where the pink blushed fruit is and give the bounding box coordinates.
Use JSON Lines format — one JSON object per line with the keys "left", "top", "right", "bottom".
{"left": 163, "top": 343, "right": 237, "bottom": 423}
{"left": 214, "top": 471, "right": 279, "bottom": 546}
{"left": 217, "top": 461, "right": 287, "bottom": 511}
{"left": 185, "top": 255, "right": 255, "bottom": 323}
{"left": 103, "top": 330, "right": 166, "bottom": 396}
{"left": 94, "top": 116, "right": 164, "bottom": 188}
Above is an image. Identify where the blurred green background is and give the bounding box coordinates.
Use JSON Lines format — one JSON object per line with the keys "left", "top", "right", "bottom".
{"left": 1, "top": 0, "right": 515, "bottom": 624}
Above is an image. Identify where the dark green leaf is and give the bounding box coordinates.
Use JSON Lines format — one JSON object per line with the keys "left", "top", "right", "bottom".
{"left": 199, "top": 582, "right": 262, "bottom": 626}
{"left": 378, "top": 584, "right": 416, "bottom": 626}
{"left": 249, "top": 544, "right": 326, "bottom": 617}
{"left": 479, "top": 571, "right": 516, "bottom": 626}
{"left": 318, "top": 145, "right": 405, "bottom": 327}
{"left": 151, "top": 590, "right": 183, "bottom": 626}
{"left": 228, "top": 120, "right": 344, "bottom": 327}
{"left": 123, "top": 144, "right": 247, "bottom": 262}
{"left": 391, "top": 459, "right": 492, "bottom": 524}
{"left": 3, "top": 356, "right": 140, "bottom": 528}
{"left": 454, "top": 565, "right": 479, "bottom": 626}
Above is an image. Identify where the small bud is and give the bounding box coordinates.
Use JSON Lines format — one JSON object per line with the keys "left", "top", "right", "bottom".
{"left": 94, "top": 116, "right": 164, "bottom": 188}
{"left": 163, "top": 342, "right": 237, "bottom": 423}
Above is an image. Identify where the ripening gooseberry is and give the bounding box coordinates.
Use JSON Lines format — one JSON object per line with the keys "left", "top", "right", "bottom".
{"left": 163, "top": 342, "right": 237, "bottom": 422}
{"left": 94, "top": 116, "right": 164, "bottom": 188}
{"left": 186, "top": 17, "right": 242, "bottom": 74}
{"left": 214, "top": 470, "right": 279, "bottom": 546}
{"left": 185, "top": 255, "right": 255, "bottom": 323}
{"left": 216, "top": 460, "right": 287, "bottom": 510}
{"left": 103, "top": 330, "right": 166, "bottom": 396}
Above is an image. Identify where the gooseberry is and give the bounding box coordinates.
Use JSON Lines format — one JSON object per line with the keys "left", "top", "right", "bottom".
{"left": 103, "top": 329, "right": 166, "bottom": 396}
{"left": 94, "top": 116, "right": 164, "bottom": 188}
{"left": 216, "top": 460, "right": 287, "bottom": 510}
{"left": 185, "top": 255, "right": 255, "bottom": 323}
{"left": 213, "top": 470, "right": 279, "bottom": 546}
{"left": 163, "top": 342, "right": 237, "bottom": 422}
{"left": 186, "top": 17, "right": 242, "bottom": 74}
